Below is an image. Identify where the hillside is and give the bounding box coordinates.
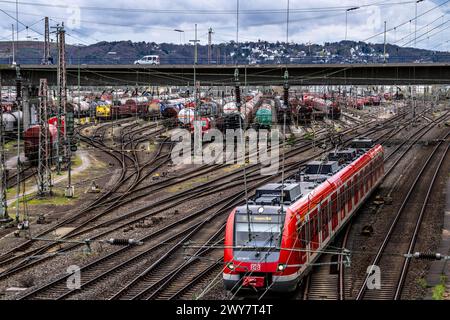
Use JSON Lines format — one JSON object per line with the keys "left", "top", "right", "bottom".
{"left": 0, "top": 40, "right": 448, "bottom": 65}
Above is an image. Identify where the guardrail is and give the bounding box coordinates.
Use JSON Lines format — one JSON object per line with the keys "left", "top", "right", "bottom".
{"left": 2, "top": 54, "right": 450, "bottom": 66}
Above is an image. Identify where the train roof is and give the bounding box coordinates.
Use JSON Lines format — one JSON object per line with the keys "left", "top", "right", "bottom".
{"left": 235, "top": 143, "right": 382, "bottom": 216}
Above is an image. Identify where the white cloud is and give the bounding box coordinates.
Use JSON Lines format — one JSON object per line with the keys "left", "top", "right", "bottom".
{"left": 0, "top": 0, "right": 448, "bottom": 50}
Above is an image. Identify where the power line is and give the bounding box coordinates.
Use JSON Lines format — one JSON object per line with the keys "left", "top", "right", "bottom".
{"left": 401, "top": 18, "right": 450, "bottom": 47}
{"left": 394, "top": 13, "right": 445, "bottom": 45}
{"left": 0, "top": 8, "right": 44, "bottom": 36}
{"left": 359, "top": 0, "right": 450, "bottom": 43}
{"left": 0, "top": 17, "right": 43, "bottom": 40}
{"left": 0, "top": 0, "right": 424, "bottom": 15}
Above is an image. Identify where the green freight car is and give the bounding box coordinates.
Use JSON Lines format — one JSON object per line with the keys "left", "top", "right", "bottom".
{"left": 254, "top": 108, "right": 272, "bottom": 129}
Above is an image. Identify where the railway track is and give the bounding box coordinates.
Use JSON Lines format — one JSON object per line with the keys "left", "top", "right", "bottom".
{"left": 0, "top": 120, "right": 170, "bottom": 272}
{"left": 0, "top": 109, "right": 424, "bottom": 298}
{"left": 133, "top": 109, "right": 434, "bottom": 301}
{"left": 303, "top": 110, "right": 449, "bottom": 300}
{"left": 355, "top": 131, "right": 449, "bottom": 300}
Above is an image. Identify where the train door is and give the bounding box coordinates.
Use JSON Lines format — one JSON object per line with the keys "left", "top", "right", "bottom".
{"left": 360, "top": 170, "right": 365, "bottom": 200}
{"left": 320, "top": 202, "right": 329, "bottom": 243}
{"left": 339, "top": 186, "right": 346, "bottom": 221}
{"left": 362, "top": 168, "right": 367, "bottom": 196}
{"left": 331, "top": 192, "right": 338, "bottom": 230}
{"left": 297, "top": 216, "right": 310, "bottom": 264}
{"left": 310, "top": 210, "right": 319, "bottom": 252}
{"left": 297, "top": 224, "right": 307, "bottom": 265}
{"left": 347, "top": 180, "right": 353, "bottom": 213}
{"left": 354, "top": 175, "right": 359, "bottom": 205}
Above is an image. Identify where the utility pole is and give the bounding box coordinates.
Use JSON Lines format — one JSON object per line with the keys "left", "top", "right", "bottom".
{"left": 37, "top": 78, "right": 52, "bottom": 196}
{"left": 345, "top": 7, "right": 359, "bottom": 41}
{"left": 236, "top": 0, "right": 239, "bottom": 45}
{"left": 53, "top": 23, "right": 67, "bottom": 175}
{"left": 415, "top": 0, "right": 424, "bottom": 48}
{"left": 189, "top": 23, "right": 200, "bottom": 115}
{"left": 217, "top": 47, "right": 220, "bottom": 65}
{"left": 14, "top": 65, "right": 22, "bottom": 222}
{"left": 15, "top": 0, "right": 19, "bottom": 62}
{"left": 383, "top": 21, "right": 387, "bottom": 63}
{"left": 43, "top": 17, "right": 50, "bottom": 65}
{"left": 412, "top": 85, "right": 417, "bottom": 125}
{"left": 208, "top": 27, "right": 214, "bottom": 64}
{"left": 11, "top": 24, "right": 15, "bottom": 65}
{"left": 286, "top": 0, "right": 290, "bottom": 45}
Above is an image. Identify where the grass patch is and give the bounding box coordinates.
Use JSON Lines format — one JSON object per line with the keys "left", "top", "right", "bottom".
{"left": 432, "top": 284, "right": 446, "bottom": 300}
{"left": 304, "top": 132, "right": 313, "bottom": 140}
{"left": 71, "top": 154, "right": 82, "bottom": 168}
{"left": 416, "top": 278, "right": 428, "bottom": 289}
{"left": 221, "top": 163, "right": 244, "bottom": 173}
{"left": 286, "top": 134, "right": 296, "bottom": 146}
{"left": 8, "top": 191, "right": 77, "bottom": 208}
{"left": 4, "top": 140, "right": 18, "bottom": 152}
{"left": 432, "top": 275, "right": 447, "bottom": 300}
{"left": 146, "top": 143, "right": 157, "bottom": 153}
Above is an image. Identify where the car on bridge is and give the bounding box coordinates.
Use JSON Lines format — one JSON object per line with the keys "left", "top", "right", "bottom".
{"left": 134, "top": 55, "right": 160, "bottom": 65}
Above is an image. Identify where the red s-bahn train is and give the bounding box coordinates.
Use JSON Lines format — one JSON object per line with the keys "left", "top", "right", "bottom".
{"left": 223, "top": 138, "right": 384, "bottom": 292}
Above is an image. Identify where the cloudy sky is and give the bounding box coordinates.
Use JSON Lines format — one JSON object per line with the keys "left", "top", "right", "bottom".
{"left": 0, "top": 0, "right": 449, "bottom": 51}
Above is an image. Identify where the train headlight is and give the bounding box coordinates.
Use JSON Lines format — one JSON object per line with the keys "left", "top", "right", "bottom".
{"left": 258, "top": 207, "right": 264, "bottom": 214}
{"left": 227, "top": 263, "right": 235, "bottom": 270}
{"left": 277, "top": 264, "right": 286, "bottom": 271}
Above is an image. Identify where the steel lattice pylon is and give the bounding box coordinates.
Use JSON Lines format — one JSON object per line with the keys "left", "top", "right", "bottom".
{"left": 56, "top": 23, "right": 67, "bottom": 172}
{"left": 0, "top": 77, "right": 8, "bottom": 221}
{"left": 37, "top": 78, "right": 52, "bottom": 196}
{"left": 43, "top": 17, "right": 50, "bottom": 65}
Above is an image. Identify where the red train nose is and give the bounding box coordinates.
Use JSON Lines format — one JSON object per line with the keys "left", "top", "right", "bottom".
{"left": 242, "top": 276, "right": 266, "bottom": 288}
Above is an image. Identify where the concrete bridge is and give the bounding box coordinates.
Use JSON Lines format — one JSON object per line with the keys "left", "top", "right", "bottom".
{"left": 1, "top": 63, "right": 449, "bottom": 87}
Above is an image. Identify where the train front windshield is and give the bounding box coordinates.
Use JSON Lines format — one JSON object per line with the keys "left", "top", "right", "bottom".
{"left": 234, "top": 214, "right": 284, "bottom": 249}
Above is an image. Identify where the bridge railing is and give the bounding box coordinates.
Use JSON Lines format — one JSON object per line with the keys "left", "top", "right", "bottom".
{"left": 2, "top": 54, "right": 450, "bottom": 66}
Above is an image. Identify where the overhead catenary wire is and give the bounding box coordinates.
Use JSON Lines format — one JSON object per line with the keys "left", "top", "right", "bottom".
{"left": 1, "top": 0, "right": 444, "bottom": 46}
{"left": 0, "top": 0, "right": 424, "bottom": 15}
{"left": 400, "top": 18, "right": 450, "bottom": 47}
{"left": 359, "top": 0, "right": 450, "bottom": 43}
{"left": 393, "top": 13, "right": 446, "bottom": 45}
